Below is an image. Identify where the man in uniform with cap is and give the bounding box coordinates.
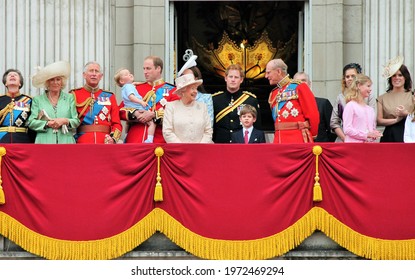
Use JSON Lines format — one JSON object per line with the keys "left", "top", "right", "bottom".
{"left": 212, "top": 64, "right": 261, "bottom": 143}
{"left": 265, "top": 58, "right": 319, "bottom": 143}
{"left": 70, "top": 61, "right": 122, "bottom": 144}
{"left": 119, "top": 55, "right": 178, "bottom": 143}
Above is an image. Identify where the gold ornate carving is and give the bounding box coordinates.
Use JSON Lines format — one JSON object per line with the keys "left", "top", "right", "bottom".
{"left": 192, "top": 31, "right": 296, "bottom": 80}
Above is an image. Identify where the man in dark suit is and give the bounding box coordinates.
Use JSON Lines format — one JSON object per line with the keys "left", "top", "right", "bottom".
{"left": 293, "top": 72, "right": 336, "bottom": 142}
{"left": 231, "top": 104, "right": 266, "bottom": 143}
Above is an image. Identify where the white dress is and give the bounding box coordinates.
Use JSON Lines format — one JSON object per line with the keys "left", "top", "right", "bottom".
{"left": 162, "top": 99, "right": 213, "bottom": 143}
{"left": 404, "top": 114, "right": 415, "bottom": 143}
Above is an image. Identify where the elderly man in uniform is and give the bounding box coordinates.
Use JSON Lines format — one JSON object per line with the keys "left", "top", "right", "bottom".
{"left": 212, "top": 64, "right": 261, "bottom": 143}
{"left": 119, "top": 56, "right": 178, "bottom": 143}
{"left": 70, "top": 61, "right": 122, "bottom": 144}
{"left": 265, "top": 59, "right": 319, "bottom": 143}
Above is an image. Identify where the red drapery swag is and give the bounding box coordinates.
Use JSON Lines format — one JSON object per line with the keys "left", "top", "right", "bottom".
{"left": 0, "top": 143, "right": 414, "bottom": 260}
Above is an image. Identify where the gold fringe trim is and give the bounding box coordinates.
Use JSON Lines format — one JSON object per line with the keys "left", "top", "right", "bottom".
{"left": 314, "top": 207, "right": 415, "bottom": 260}
{"left": 0, "top": 211, "right": 156, "bottom": 260}
{"left": 2, "top": 207, "right": 415, "bottom": 259}
{"left": 154, "top": 208, "right": 316, "bottom": 260}
{"left": 0, "top": 146, "right": 6, "bottom": 204}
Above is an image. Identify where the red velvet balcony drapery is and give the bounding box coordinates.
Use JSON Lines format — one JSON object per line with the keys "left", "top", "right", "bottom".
{"left": 0, "top": 143, "right": 414, "bottom": 260}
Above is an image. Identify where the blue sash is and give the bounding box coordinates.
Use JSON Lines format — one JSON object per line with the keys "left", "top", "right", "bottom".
{"left": 147, "top": 84, "right": 174, "bottom": 109}
{"left": 0, "top": 98, "right": 32, "bottom": 139}
{"left": 271, "top": 83, "right": 298, "bottom": 121}
{"left": 82, "top": 91, "right": 111, "bottom": 125}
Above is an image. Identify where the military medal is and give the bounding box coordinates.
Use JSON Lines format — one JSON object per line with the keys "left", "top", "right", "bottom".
{"left": 162, "top": 87, "right": 169, "bottom": 97}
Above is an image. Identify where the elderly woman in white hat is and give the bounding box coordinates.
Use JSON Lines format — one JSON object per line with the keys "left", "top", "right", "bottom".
{"left": 162, "top": 73, "right": 213, "bottom": 143}
{"left": 377, "top": 55, "right": 414, "bottom": 142}
{"left": 28, "top": 61, "right": 80, "bottom": 143}
{"left": 177, "top": 49, "right": 214, "bottom": 127}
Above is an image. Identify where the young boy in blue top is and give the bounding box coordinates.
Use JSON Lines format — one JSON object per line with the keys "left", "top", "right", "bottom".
{"left": 114, "top": 68, "right": 155, "bottom": 143}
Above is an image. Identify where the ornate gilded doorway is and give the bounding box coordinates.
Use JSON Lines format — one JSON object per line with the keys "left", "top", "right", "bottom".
{"left": 174, "top": 1, "right": 305, "bottom": 130}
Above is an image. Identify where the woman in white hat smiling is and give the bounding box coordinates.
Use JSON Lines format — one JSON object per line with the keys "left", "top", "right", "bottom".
{"left": 28, "top": 61, "right": 80, "bottom": 143}
{"left": 162, "top": 73, "right": 213, "bottom": 143}
{"left": 377, "top": 55, "right": 414, "bottom": 142}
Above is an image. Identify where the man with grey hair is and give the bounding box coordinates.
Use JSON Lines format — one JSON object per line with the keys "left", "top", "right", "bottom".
{"left": 265, "top": 59, "right": 319, "bottom": 143}
{"left": 70, "top": 61, "right": 122, "bottom": 144}
{"left": 293, "top": 71, "right": 336, "bottom": 142}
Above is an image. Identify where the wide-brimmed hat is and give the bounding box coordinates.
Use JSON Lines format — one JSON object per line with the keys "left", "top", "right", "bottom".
{"left": 382, "top": 55, "right": 404, "bottom": 78}
{"left": 32, "top": 60, "right": 71, "bottom": 88}
{"left": 175, "top": 73, "right": 203, "bottom": 94}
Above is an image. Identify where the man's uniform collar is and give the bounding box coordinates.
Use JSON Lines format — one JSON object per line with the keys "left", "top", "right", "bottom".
{"left": 277, "top": 75, "right": 291, "bottom": 88}
{"left": 84, "top": 84, "right": 100, "bottom": 93}
{"left": 150, "top": 79, "right": 165, "bottom": 87}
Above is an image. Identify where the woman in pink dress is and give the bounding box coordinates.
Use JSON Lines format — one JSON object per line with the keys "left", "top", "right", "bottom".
{"left": 343, "top": 74, "right": 383, "bottom": 143}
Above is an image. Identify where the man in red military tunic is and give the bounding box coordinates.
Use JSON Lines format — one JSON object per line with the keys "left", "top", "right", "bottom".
{"left": 70, "top": 61, "right": 122, "bottom": 144}
{"left": 119, "top": 56, "right": 178, "bottom": 143}
{"left": 265, "top": 59, "right": 319, "bottom": 143}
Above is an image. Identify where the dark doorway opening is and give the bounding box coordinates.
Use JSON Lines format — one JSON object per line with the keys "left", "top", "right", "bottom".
{"left": 175, "top": 1, "right": 304, "bottom": 131}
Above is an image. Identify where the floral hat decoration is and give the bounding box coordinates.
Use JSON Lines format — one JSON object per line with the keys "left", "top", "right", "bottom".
{"left": 177, "top": 49, "right": 198, "bottom": 77}
{"left": 382, "top": 55, "right": 404, "bottom": 79}
{"left": 32, "top": 60, "right": 71, "bottom": 88}
{"left": 174, "top": 73, "right": 203, "bottom": 95}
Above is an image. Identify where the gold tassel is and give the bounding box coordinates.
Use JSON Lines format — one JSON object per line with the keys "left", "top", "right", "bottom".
{"left": 0, "top": 186, "right": 5, "bottom": 205}
{"left": 313, "top": 182, "right": 322, "bottom": 202}
{"left": 312, "top": 145, "right": 323, "bottom": 202}
{"left": 154, "top": 147, "right": 164, "bottom": 202}
{"left": 0, "top": 146, "right": 6, "bottom": 204}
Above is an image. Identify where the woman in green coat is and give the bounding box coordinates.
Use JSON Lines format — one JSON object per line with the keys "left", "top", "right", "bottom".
{"left": 28, "top": 61, "right": 80, "bottom": 144}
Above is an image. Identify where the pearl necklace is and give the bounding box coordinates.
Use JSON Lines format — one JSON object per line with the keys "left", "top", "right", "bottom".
{"left": 47, "top": 92, "right": 60, "bottom": 107}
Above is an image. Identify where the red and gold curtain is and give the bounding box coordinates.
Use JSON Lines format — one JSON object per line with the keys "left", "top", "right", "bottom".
{"left": 0, "top": 143, "right": 414, "bottom": 260}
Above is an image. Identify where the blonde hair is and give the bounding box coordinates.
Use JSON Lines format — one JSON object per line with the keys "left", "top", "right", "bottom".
{"left": 114, "top": 68, "right": 127, "bottom": 87}
{"left": 45, "top": 76, "right": 68, "bottom": 89}
{"left": 344, "top": 74, "right": 371, "bottom": 103}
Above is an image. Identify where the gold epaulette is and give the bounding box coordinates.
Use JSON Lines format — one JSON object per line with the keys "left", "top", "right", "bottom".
{"left": 68, "top": 87, "right": 83, "bottom": 94}
{"left": 291, "top": 79, "right": 302, "bottom": 85}
{"left": 212, "top": 91, "right": 224, "bottom": 97}
{"left": 242, "top": 91, "right": 257, "bottom": 98}
{"left": 119, "top": 107, "right": 135, "bottom": 113}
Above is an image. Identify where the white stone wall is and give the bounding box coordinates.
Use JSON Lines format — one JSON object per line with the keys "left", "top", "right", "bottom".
{"left": 0, "top": 0, "right": 112, "bottom": 95}
{"left": 311, "top": 0, "right": 363, "bottom": 102}
{"left": 2, "top": 0, "right": 415, "bottom": 105}
{"left": 364, "top": 0, "right": 415, "bottom": 97}
{"left": 113, "top": 0, "right": 167, "bottom": 97}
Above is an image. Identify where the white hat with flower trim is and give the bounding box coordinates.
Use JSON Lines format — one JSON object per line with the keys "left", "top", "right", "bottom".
{"left": 177, "top": 49, "right": 198, "bottom": 77}
{"left": 382, "top": 55, "right": 404, "bottom": 78}
{"left": 32, "top": 60, "right": 71, "bottom": 88}
{"left": 175, "top": 73, "right": 203, "bottom": 95}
